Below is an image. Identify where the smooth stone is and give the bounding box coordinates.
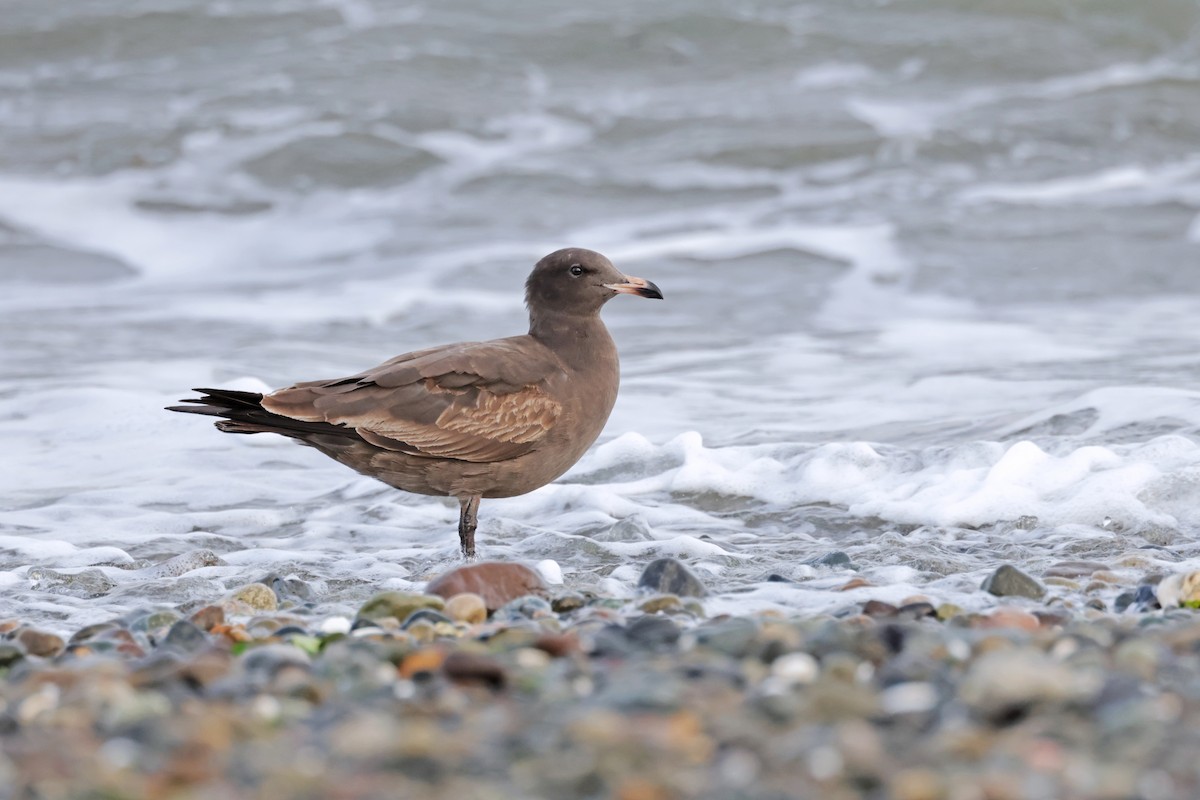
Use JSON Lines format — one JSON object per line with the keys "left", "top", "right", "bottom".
{"left": 357, "top": 591, "right": 445, "bottom": 624}
{"left": 978, "top": 607, "right": 1040, "bottom": 632}
{"left": 189, "top": 605, "right": 226, "bottom": 631}
{"left": 493, "top": 595, "right": 553, "bottom": 622}
{"left": 806, "top": 551, "right": 854, "bottom": 569}
{"left": 587, "top": 625, "right": 637, "bottom": 659}
{"left": 27, "top": 566, "right": 116, "bottom": 598}
{"left": 861, "top": 600, "right": 898, "bottom": 618}
{"left": 241, "top": 644, "right": 313, "bottom": 680}
{"left": 426, "top": 562, "right": 547, "bottom": 612}
{"left": 838, "top": 577, "right": 873, "bottom": 591}
{"left": 960, "top": 647, "right": 1102, "bottom": 720}
{"left": 897, "top": 602, "right": 937, "bottom": 620}
{"left": 404, "top": 620, "right": 437, "bottom": 643}
{"left": 68, "top": 622, "right": 121, "bottom": 645}
{"left": 16, "top": 628, "right": 65, "bottom": 658}
{"left": 935, "top": 603, "right": 963, "bottom": 621}
{"left": 319, "top": 616, "right": 352, "bottom": 635}
{"left": 273, "top": 625, "right": 312, "bottom": 638}
{"left": 625, "top": 615, "right": 682, "bottom": 650}
{"left": 441, "top": 651, "right": 507, "bottom": 691}
{"left": 1113, "top": 590, "right": 1137, "bottom": 613}
{"left": 1042, "top": 560, "right": 1109, "bottom": 579}
{"left": 891, "top": 768, "right": 945, "bottom": 800}
{"left": 162, "top": 620, "right": 210, "bottom": 654}
{"left": 0, "top": 643, "right": 25, "bottom": 668}
{"left": 636, "top": 558, "right": 707, "bottom": 598}
{"left": 223, "top": 583, "right": 279, "bottom": 614}
{"left": 444, "top": 593, "right": 488, "bottom": 624}
{"left": 129, "top": 609, "right": 183, "bottom": 636}
{"left": 256, "top": 573, "right": 315, "bottom": 603}
{"left": 534, "top": 560, "right": 563, "bottom": 585}
{"left": 533, "top": 632, "right": 579, "bottom": 658}
{"left": 1033, "top": 610, "right": 1070, "bottom": 628}
{"left": 1133, "top": 584, "right": 1161, "bottom": 611}
{"left": 138, "top": 549, "right": 223, "bottom": 578}
{"left": 551, "top": 594, "right": 586, "bottom": 614}
{"left": 402, "top": 609, "right": 454, "bottom": 629}
{"left": 1042, "top": 577, "right": 1081, "bottom": 590}
{"left": 980, "top": 565, "right": 1046, "bottom": 600}
{"left": 771, "top": 652, "right": 819, "bottom": 685}
{"left": 1155, "top": 571, "right": 1200, "bottom": 608}
{"left": 639, "top": 594, "right": 684, "bottom": 614}
{"left": 695, "top": 617, "right": 759, "bottom": 658}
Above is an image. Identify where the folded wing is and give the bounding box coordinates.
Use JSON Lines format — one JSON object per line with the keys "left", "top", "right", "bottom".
{"left": 261, "top": 337, "right": 565, "bottom": 463}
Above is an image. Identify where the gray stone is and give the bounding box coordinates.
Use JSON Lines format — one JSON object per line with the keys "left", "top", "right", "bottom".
{"left": 960, "top": 647, "right": 1102, "bottom": 720}
{"left": 257, "top": 573, "right": 315, "bottom": 603}
{"left": 695, "top": 617, "right": 760, "bottom": 658}
{"left": 806, "top": 551, "right": 854, "bottom": 569}
{"left": 163, "top": 620, "right": 210, "bottom": 654}
{"left": 493, "top": 595, "right": 553, "bottom": 622}
{"left": 625, "top": 615, "right": 682, "bottom": 650}
{"left": 637, "top": 558, "right": 707, "bottom": 598}
{"left": 981, "top": 565, "right": 1046, "bottom": 600}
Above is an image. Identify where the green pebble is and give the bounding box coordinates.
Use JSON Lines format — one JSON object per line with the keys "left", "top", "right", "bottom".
{"left": 356, "top": 591, "right": 444, "bottom": 624}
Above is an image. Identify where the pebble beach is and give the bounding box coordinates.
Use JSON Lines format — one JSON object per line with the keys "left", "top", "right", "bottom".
{"left": 6, "top": 0, "right": 1200, "bottom": 797}
{"left": 5, "top": 555, "right": 1200, "bottom": 799}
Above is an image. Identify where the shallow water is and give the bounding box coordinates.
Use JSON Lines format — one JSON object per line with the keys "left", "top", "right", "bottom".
{"left": 4, "top": 0, "right": 1200, "bottom": 628}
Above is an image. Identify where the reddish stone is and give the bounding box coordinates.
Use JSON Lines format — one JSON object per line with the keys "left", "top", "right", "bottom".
{"left": 978, "top": 607, "right": 1040, "bottom": 632}
{"left": 534, "top": 632, "right": 581, "bottom": 658}
{"left": 1034, "top": 610, "right": 1070, "bottom": 629}
{"left": 16, "top": 627, "right": 65, "bottom": 658}
{"left": 399, "top": 647, "right": 446, "bottom": 679}
{"left": 861, "top": 600, "right": 899, "bottom": 618}
{"left": 190, "top": 605, "right": 226, "bottom": 632}
{"left": 442, "top": 651, "right": 507, "bottom": 691}
{"left": 426, "top": 562, "right": 547, "bottom": 612}
{"left": 838, "top": 577, "right": 873, "bottom": 591}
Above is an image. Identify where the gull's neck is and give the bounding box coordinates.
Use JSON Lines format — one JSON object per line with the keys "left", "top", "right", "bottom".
{"left": 528, "top": 308, "right": 617, "bottom": 372}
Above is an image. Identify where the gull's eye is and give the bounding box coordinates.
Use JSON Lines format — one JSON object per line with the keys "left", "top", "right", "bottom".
{"left": 569, "top": 264, "right": 584, "bottom": 277}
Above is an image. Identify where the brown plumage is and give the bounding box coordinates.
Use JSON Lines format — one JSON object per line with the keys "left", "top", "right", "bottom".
{"left": 168, "top": 248, "right": 662, "bottom": 557}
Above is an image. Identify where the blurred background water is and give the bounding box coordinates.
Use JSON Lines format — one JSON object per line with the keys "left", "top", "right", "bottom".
{"left": 4, "top": 0, "right": 1200, "bottom": 627}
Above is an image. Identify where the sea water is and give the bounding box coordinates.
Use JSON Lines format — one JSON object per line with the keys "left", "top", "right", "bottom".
{"left": 3, "top": 0, "right": 1200, "bottom": 628}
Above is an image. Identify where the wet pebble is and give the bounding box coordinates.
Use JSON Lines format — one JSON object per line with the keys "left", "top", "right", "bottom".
{"left": 695, "top": 617, "right": 759, "bottom": 658}
{"left": 16, "top": 627, "right": 64, "bottom": 659}
{"left": 493, "top": 595, "right": 553, "bottom": 622}
{"left": 624, "top": 615, "right": 682, "bottom": 651}
{"left": 162, "top": 620, "right": 210, "bottom": 654}
{"left": 806, "top": 551, "right": 854, "bottom": 569}
{"left": 636, "top": 558, "right": 707, "bottom": 598}
{"left": 356, "top": 591, "right": 444, "bottom": 625}
{"left": 189, "top": 605, "right": 225, "bottom": 631}
{"left": 222, "top": 583, "right": 279, "bottom": 615}
{"left": 443, "top": 593, "right": 487, "bottom": 624}
{"left": 426, "top": 562, "right": 547, "bottom": 611}
{"left": 981, "top": 564, "right": 1046, "bottom": 600}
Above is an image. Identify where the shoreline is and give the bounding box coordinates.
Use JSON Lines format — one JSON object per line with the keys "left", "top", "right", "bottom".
{"left": 2, "top": 558, "right": 1199, "bottom": 799}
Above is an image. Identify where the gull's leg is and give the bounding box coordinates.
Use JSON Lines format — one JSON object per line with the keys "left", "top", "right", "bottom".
{"left": 458, "top": 495, "right": 480, "bottom": 559}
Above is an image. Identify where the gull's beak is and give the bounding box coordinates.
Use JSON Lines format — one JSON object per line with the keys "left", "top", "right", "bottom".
{"left": 604, "top": 274, "right": 664, "bottom": 300}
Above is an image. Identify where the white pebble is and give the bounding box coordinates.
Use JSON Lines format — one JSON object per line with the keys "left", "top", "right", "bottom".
{"left": 770, "top": 652, "right": 818, "bottom": 685}
{"left": 879, "top": 681, "right": 938, "bottom": 715}
{"left": 319, "top": 616, "right": 352, "bottom": 635}
{"left": 535, "top": 559, "right": 563, "bottom": 585}
{"left": 250, "top": 694, "right": 282, "bottom": 723}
